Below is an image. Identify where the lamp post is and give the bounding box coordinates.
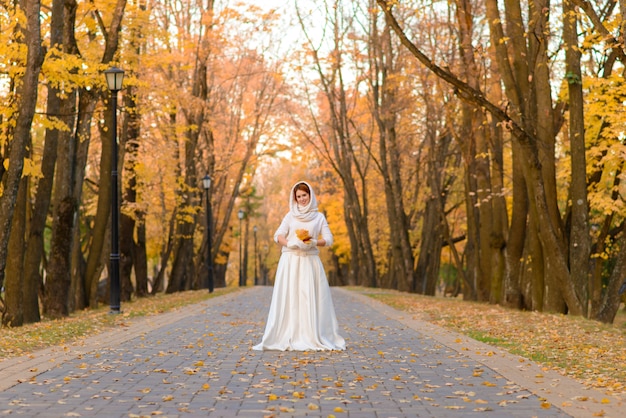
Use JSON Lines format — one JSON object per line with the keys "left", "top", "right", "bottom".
{"left": 202, "top": 175, "right": 213, "bottom": 293}
{"left": 253, "top": 225, "right": 258, "bottom": 285}
{"left": 238, "top": 209, "right": 245, "bottom": 286}
{"left": 104, "top": 66, "right": 124, "bottom": 314}
{"left": 263, "top": 244, "right": 269, "bottom": 285}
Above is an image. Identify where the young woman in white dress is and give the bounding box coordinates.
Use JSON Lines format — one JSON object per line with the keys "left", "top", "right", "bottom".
{"left": 253, "top": 181, "right": 346, "bottom": 351}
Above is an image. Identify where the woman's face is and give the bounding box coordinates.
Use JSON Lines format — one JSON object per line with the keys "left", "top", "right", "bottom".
{"left": 295, "top": 189, "right": 310, "bottom": 206}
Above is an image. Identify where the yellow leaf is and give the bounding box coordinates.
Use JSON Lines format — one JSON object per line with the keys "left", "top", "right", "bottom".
{"left": 21, "top": 158, "right": 42, "bottom": 179}
{"left": 333, "top": 406, "right": 344, "bottom": 412}
{"left": 162, "top": 395, "right": 174, "bottom": 401}
{"left": 307, "top": 403, "right": 319, "bottom": 410}
{"left": 541, "top": 402, "right": 551, "bottom": 409}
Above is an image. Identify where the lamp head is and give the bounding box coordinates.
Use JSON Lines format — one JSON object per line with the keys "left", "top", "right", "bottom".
{"left": 202, "top": 174, "right": 211, "bottom": 190}
{"left": 238, "top": 209, "right": 245, "bottom": 220}
{"left": 104, "top": 67, "right": 125, "bottom": 91}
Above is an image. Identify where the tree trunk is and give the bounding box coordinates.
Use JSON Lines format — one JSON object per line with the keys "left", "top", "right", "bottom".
{"left": 485, "top": 74, "right": 509, "bottom": 305}
{"left": 243, "top": 215, "right": 250, "bottom": 286}
{"left": 343, "top": 197, "right": 360, "bottom": 286}
{"left": 563, "top": 0, "right": 590, "bottom": 316}
{"left": 454, "top": 0, "right": 495, "bottom": 302}
{"left": 119, "top": 84, "right": 142, "bottom": 301}
{"left": 594, "top": 231, "right": 626, "bottom": 323}
{"left": 151, "top": 112, "right": 178, "bottom": 295}
{"left": 167, "top": 112, "right": 200, "bottom": 293}
{"left": 44, "top": 89, "right": 80, "bottom": 316}
{"left": 43, "top": 0, "right": 84, "bottom": 314}
{"left": 134, "top": 219, "right": 149, "bottom": 296}
{"left": 0, "top": 0, "right": 43, "bottom": 301}
{"left": 74, "top": 90, "right": 99, "bottom": 308}
{"left": 167, "top": 228, "right": 195, "bottom": 293}
{"left": 152, "top": 209, "right": 175, "bottom": 294}
{"left": 415, "top": 129, "right": 455, "bottom": 295}
{"left": 21, "top": 0, "right": 67, "bottom": 324}
{"left": 3, "top": 178, "right": 28, "bottom": 326}
{"left": 528, "top": 0, "right": 567, "bottom": 313}
{"left": 371, "top": 11, "right": 415, "bottom": 292}
{"left": 44, "top": 195, "right": 76, "bottom": 317}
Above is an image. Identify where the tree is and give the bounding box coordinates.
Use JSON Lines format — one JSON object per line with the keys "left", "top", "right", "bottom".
{"left": 295, "top": 0, "right": 378, "bottom": 287}
{"left": 0, "top": 0, "right": 44, "bottom": 325}
{"left": 367, "top": 0, "right": 415, "bottom": 292}
{"left": 375, "top": 0, "right": 626, "bottom": 320}
{"left": 21, "top": 0, "right": 67, "bottom": 324}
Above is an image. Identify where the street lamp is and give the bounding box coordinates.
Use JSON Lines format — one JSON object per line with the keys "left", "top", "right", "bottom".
{"left": 253, "top": 225, "right": 258, "bottom": 285}
{"left": 202, "top": 174, "right": 213, "bottom": 293}
{"left": 104, "top": 66, "right": 124, "bottom": 314}
{"left": 238, "top": 209, "right": 245, "bottom": 286}
{"left": 263, "top": 244, "right": 269, "bottom": 285}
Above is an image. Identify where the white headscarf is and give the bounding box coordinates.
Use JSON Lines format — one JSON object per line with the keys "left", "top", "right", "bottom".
{"left": 289, "top": 181, "right": 319, "bottom": 222}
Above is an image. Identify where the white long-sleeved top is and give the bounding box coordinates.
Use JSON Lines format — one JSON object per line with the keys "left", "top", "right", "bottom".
{"left": 273, "top": 212, "right": 333, "bottom": 255}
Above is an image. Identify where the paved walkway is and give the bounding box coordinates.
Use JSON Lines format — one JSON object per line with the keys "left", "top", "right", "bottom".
{"left": 0, "top": 287, "right": 623, "bottom": 417}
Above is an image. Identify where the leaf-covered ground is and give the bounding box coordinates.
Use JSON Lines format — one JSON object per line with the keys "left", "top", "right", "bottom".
{"left": 1, "top": 286, "right": 624, "bottom": 398}
{"left": 355, "top": 287, "right": 626, "bottom": 396}
{"left": 0, "top": 288, "right": 234, "bottom": 360}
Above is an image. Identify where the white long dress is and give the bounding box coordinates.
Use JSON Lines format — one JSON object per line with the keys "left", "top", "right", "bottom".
{"left": 253, "top": 187, "right": 346, "bottom": 351}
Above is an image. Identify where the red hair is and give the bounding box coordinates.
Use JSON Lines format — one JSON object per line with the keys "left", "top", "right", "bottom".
{"left": 293, "top": 182, "right": 310, "bottom": 200}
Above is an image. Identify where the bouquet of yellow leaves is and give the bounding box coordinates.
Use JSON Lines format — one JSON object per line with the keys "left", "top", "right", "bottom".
{"left": 295, "top": 229, "right": 312, "bottom": 242}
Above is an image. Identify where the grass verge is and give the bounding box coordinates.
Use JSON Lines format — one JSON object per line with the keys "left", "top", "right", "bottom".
{"left": 353, "top": 287, "right": 626, "bottom": 396}
{"left": 0, "top": 287, "right": 236, "bottom": 360}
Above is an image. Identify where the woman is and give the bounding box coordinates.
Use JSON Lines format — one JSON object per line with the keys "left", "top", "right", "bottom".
{"left": 253, "top": 181, "right": 346, "bottom": 351}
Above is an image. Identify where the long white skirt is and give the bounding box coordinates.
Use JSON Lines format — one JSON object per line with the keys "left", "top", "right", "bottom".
{"left": 253, "top": 252, "right": 346, "bottom": 351}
